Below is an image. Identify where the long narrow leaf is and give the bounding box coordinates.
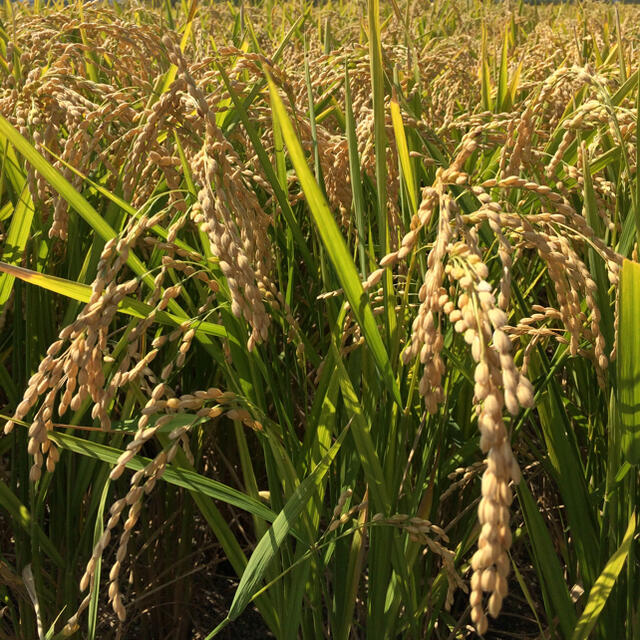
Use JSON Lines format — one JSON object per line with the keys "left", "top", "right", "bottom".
{"left": 617, "top": 259, "right": 640, "bottom": 464}
{"left": 517, "top": 481, "right": 577, "bottom": 637}
{"left": 390, "top": 90, "right": 417, "bottom": 213}
{"left": 572, "top": 512, "right": 637, "bottom": 640}
{"left": 0, "top": 261, "right": 230, "bottom": 341}
{"left": 0, "top": 183, "right": 34, "bottom": 307}
{"left": 208, "top": 427, "right": 346, "bottom": 636}
{"left": 267, "top": 76, "right": 401, "bottom": 407}
{"left": 46, "top": 430, "right": 276, "bottom": 523}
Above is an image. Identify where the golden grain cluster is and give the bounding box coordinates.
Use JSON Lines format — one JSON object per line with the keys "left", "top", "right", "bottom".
{"left": 1, "top": 1, "right": 638, "bottom": 636}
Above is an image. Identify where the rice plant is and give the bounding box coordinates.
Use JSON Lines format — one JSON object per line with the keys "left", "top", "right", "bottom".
{"left": 0, "top": 0, "right": 638, "bottom": 638}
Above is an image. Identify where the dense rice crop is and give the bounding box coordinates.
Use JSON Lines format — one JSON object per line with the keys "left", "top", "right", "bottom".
{"left": 0, "top": 0, "right": 639, "bottom": 638}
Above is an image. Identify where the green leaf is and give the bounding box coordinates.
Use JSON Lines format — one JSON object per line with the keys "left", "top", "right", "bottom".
{"left": 614, "top": 6, "right": 627, "bottom": 84}
{"left": 0, "top": 260, "right": 95, "bottom": 304}
{"left": 344, "top": 63, "right": 367, "bottom": 275}
{"left": 87, "top": 480, "right": 110, "bottom": 640}
{"left": 368, "top": 0, "right": 388, "bottom": 246}
{"left": 0, "top": 261, "right": 231, "bottom": 342}
{"left": 616, "top": 259, "right": 640, "bottom": 464}
{"left": 479, "top": 22, "right": 493, "bottom": 112}
{"left": 0, "top": 183, "right": 34, "bottom": 308}
{"left": 331, "top": 342, "right": 390, "bottom": 511}
{"left": 0, "top": 201, "right": 12, "bottom": 221}
{"left": 517, "top": 480, "right": 577, "bottom": 637}
{"left": 0, "top": 479, "right": 64, "bottom": 567}
{"left": 46, "top": 430, "right": 276, "bottom": 523}
{"left": 572, "top": 512, "right": 637, "bottom": 640}
{"left": 390, "top": 90, "right": 417, "bottom": 213}
{"left": 163, "top": 0, "right": 175, "bottom": 30}
{"left": 267, "top": 76, "right": 401, "bottom": 407}
{"left": 497, "top": 25, "right": 509, "bottom": 111}
{"left": 530, "top": 353, "right": 600, "bottom": 590}
{"left": 207, "top": 428, "right": 346, "bottom": 636}
{"left": 367, "top": 0, "right": 396, "bottom": 345}
{"left": 508, "top": 59, "right": 523, "bottom": 106}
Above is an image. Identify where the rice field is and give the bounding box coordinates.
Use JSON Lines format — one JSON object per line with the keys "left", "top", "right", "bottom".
{"left": 0, "top": 0, "right": 639, "bottom": 638}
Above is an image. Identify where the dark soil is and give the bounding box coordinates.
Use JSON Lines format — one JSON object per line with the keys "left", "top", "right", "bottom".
{"left": 191, "top": 570, "right": 275, "bottom": 640}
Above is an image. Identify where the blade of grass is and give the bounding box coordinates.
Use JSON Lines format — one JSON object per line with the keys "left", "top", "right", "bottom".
{"left": 497, "top": 24, "right": 509, "bottom": 111}
{"left": 480, "top": 22, "right": 493, "bottom": 112}
{"left": 616, "top": 259, "right": 640, "bottom": 464}
{"left": 42, "top": 429, "right": 277, "bottom": 523}
{"left": 304, "top": 39, "right": 323, "bottom": 190}
{"left": 86, "top": 479, "right": 110, "bottom": 640}
{"left": 0, "top": 182, "right": 34, "bottom": 308}
{"left": 614, "top": 6, "right": 627, "bottom": 84}
{"left": 0, "top": 480, "right": 63, "bottom": 567}
{"left": 331, "top": 342, "right": 390, "bottom": 510}
{"left": 207, "top": 427, "right": 347, "bottom": 637}
{"left": 530, "top": 350, "right": 600, "bottom": 591}
{"left": 572, "top": 511, "right": 636, "bottom": 640}
{"left": 390, "top": 89, "right": 417, "bottom": 214}
{"left": 368, "top": 0, "right": 396, "bottom": 345}
{"left": 268, "top": 75, "right": 401, "bottom": 407}
{"left": 344, "top": 63, "right": 367, "bottom": 275}
{"left": 517, "top": 480, "right": 577, "bottom": 637}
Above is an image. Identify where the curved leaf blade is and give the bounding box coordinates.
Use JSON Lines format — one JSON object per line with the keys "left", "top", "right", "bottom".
{"left": 208, "top": 428, "right": 346, "bottom": 636}
{"left": 617, "top": 259, "right": 640, "bottom": 464}
{"left": 267, "top": 76, "right": 401, "bottom": 407}
{"left": 572, "top": 512, "right": 637, "bottom": 640}
{"left": 46, "top": 430, "right": 275, "bottom": 523}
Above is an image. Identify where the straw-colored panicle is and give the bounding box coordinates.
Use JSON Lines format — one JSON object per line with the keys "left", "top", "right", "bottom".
{"left": 440, "top": 461, "right": 486, "bottom": 502}
{"left": 381, "top": 151, "right": 619, "bottom": 632}
{"left": 466, "top": 293, "right": 534, "bottom": 634}
{"left": 376, "top": 157, "right": 540, "bottom": 631}
{"left": 2, "top": 203, "right": 191, "bottom": 481}
{"left": 429, "top": 223, "right": 532, "bottom": 633}
{"left": 0, "top": 14, "right": 170, "bottom": 242}
{"left": 3, "top": 243, "right": 138, "bottom": 479}
{"left": 402, "top": 188, "right": 453, "bottom": 414}
{"left": 375, "top": 512, "right": 466, "bottom": 610}
{"left": 320, "top": 134, "right": 353, "bottom": 231}
{"left": 162, "top": 34, "right": 274, "bottom": 351}
{"left": 121, "top": 76, "right": 188, "bottom": 205}
{"left": 60, "top": 386, "right": 260, "bottom": 634}
{"left": 413, "top": 227, "right": 532, "bottom": 633}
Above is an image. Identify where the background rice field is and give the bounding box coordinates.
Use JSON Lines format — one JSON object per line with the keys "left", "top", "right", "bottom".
{"left": 0, "top": 0, "right": 639, "bottom": 638}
